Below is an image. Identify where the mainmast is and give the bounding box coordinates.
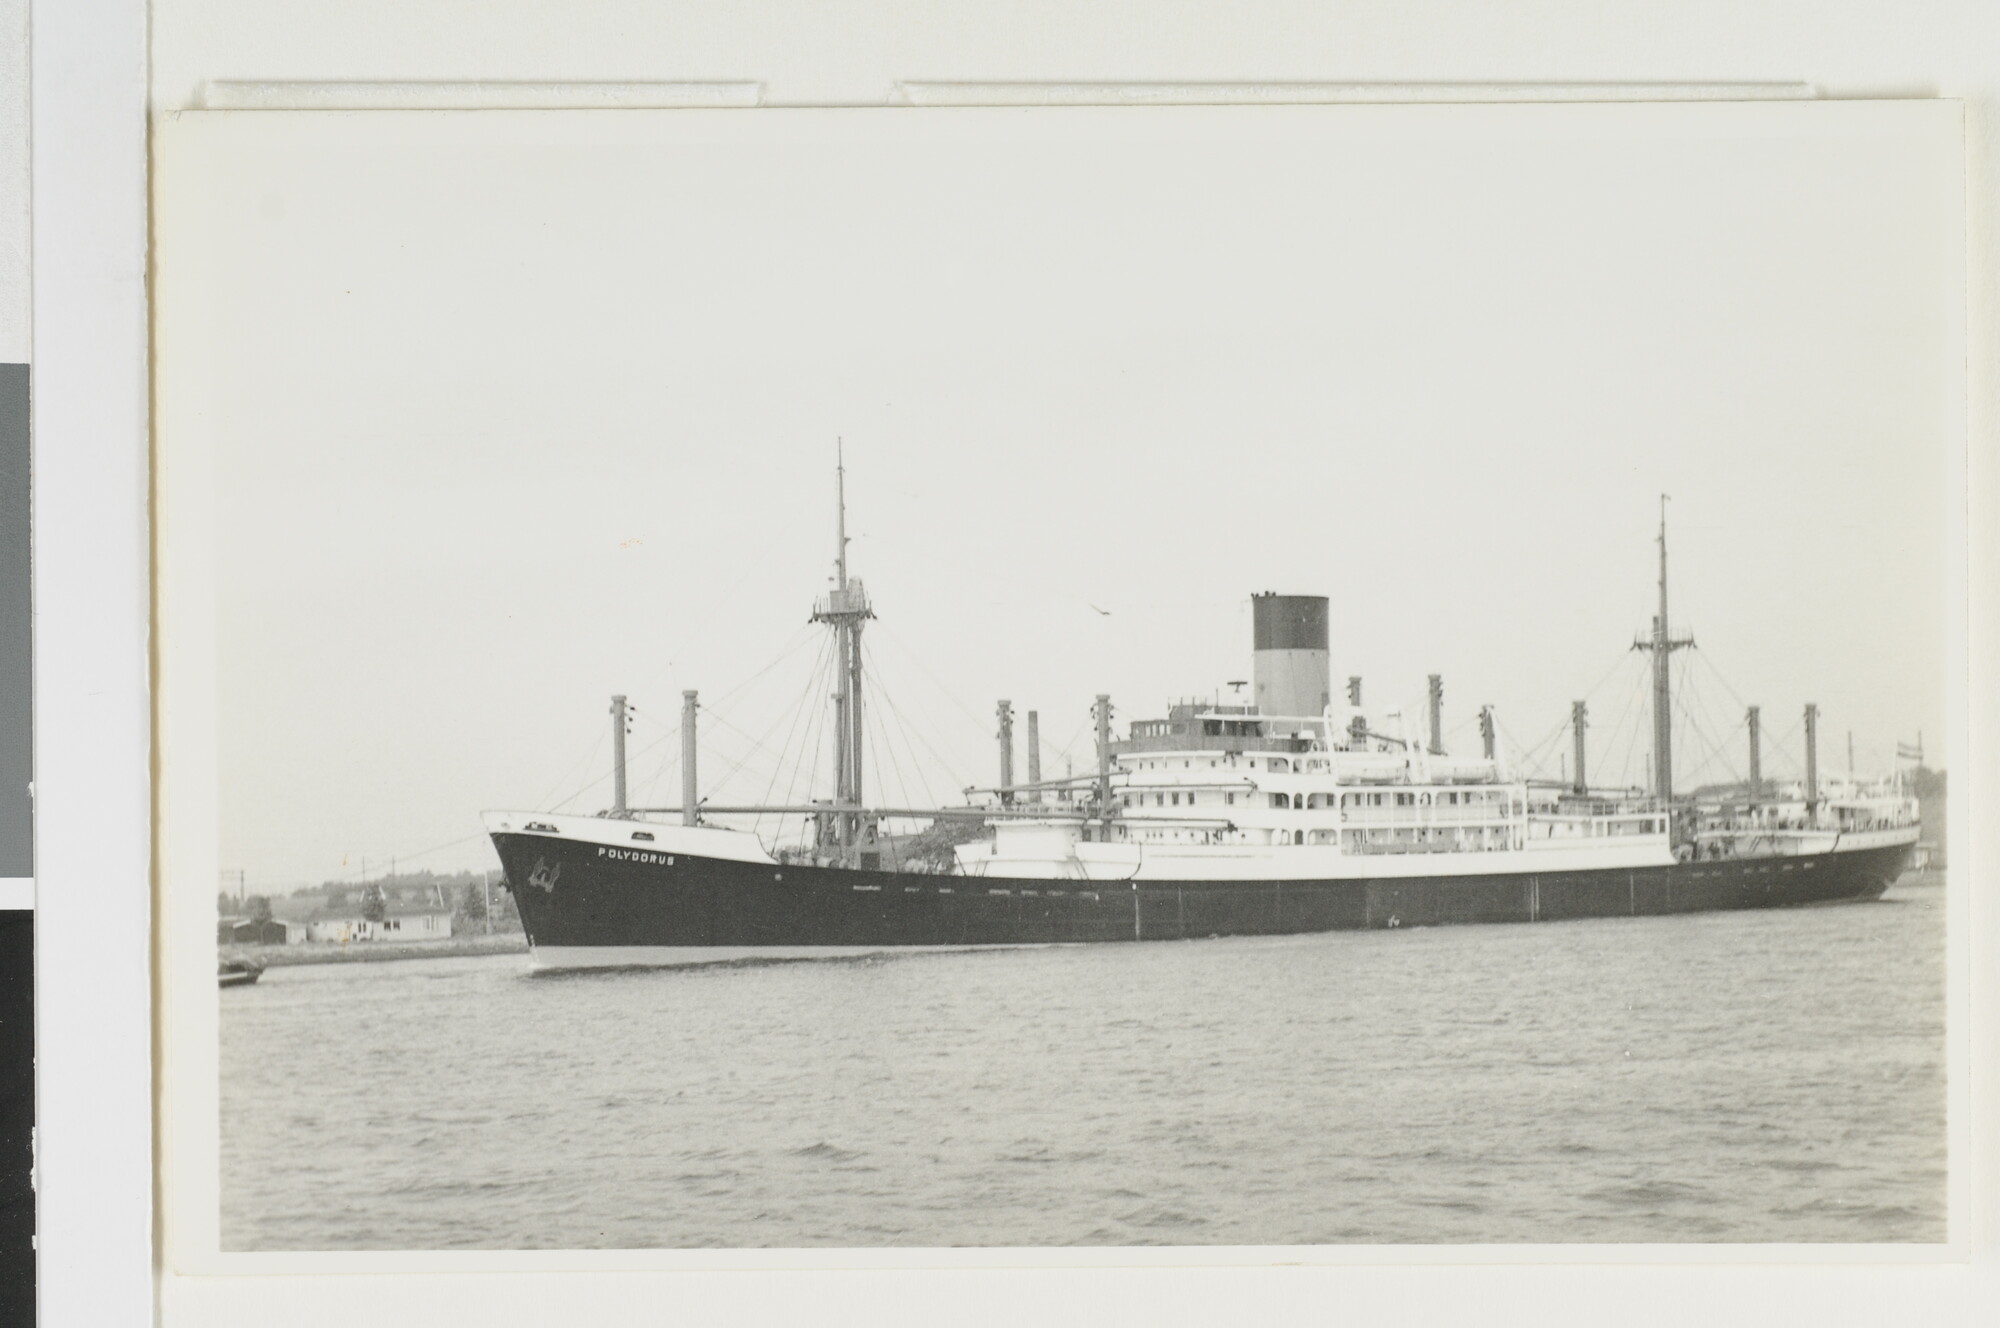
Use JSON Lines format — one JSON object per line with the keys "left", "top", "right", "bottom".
{"left": 1632, "top": 495, "right": 1694, "bottom": 810}
{"left": 811, "top": 442, "right": 874, "bottom": 857}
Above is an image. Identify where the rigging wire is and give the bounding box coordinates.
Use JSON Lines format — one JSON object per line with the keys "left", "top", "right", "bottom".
{"left": 1509, "top": 722, "right": 1566, "bottom": 782}
{"left": 1597, "top": 648, "right": 1670, "bottom": 791}
{"left": 1049, "top": 713, "right": 1093, "bottom": 776}
{"left": 894, "top": 703, "right": 942, "bottom": 808}
{"left": 861, "top": 641, "right": 941, "bottom": 810}
{"left": 703, "top": 707, "right": 806, "bottom": 799}
{"left": 1591, "top": 657, "right": 1648, "bottom": 791}
{"left": 789, "top": 650, "right": 835, "bottom": 853}
{"left": 326, "top": 828, "right": 493, "bottom": 888}
{"left": 1576, "top": 652, "right": 1656, "bottom": 788}
{"left": 863, "top": 641, "right": 975, "bottom": 797}
{"left": 792, "top": 631, "right": 842, "bottom": 844}
{"left": 874, "top": 679, "right": 975, "bottom": 798}
{"left": 1510, "top": 703, "right": 1582, "bottom": 783}
{"left": 1680, "top": 651, "right": 1747, "bottom": 788}
{"left": 701, "top": 731, "right": 786, "bottom": 808}
{"left": 753, "top": 629, "right": 835, "bottom": 842}
{"left": 1690, "top": 645, "right": 1756, "bottom": 716}
{"left": 656, "top": 625, "right": 822, "bottom": 797}
{"left": 1611, "top": 661, "right": 1650, "bottom": 791}
{"left": 1497, "top": 647, "right": 1652, "bottom": 782}
{"left": 703, "top": 688, "right": 818, "bottom": 768}
{"left": 552, "top": 720, "right": 678, "bottom": 814}
{"left": 636, "top": 712, "right": 677, "bottom": 808}
{"left": 862, "top": 701, "right": 912, "bottom": 869}
{"left": 863, "top": 682, "right": 925, "bottom": 851}
{"left": 701, "top": 624, "right": 826, "bottom": 713}
{"left": 846, "top": 624, "right": 990, "bottom": 795}
{"left": 534, "top": 725, "right": 606, "bottom": 813}
{"left": 1672, "top": 654, "right": 1742, "bottom": 790}
{"left": 1573, "top": 648, "right": 1652, "bottom": 717}
{"left": 537, "top": 626, "right": 824, "bottom": 816}
{"left": 1666, "top": 652, "right": 1706, "bottom": 785}
{"left": 863, "top": 696, "right": 905, "bottom": 814}
{"left": 621, "top": 625, "right": 821, "bottom": 805}
{"left": 1763, "top": 716, "right": 1805, "bottom": 781}
{"left": 873, "top": 621, "right": 1005, "bottom": 746}
{"left": 1678, "top": 714, "right": 1745, "bottom": 788}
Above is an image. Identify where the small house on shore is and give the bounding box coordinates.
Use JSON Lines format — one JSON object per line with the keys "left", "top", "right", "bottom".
{"left": 293, "top": 879, "right": 457, "bottom": 944}
{"left": 303, "top": 905, "right": 454, "bottom": 944}
{"left": 216, "top": 916, "right": 299, "bottom": 946}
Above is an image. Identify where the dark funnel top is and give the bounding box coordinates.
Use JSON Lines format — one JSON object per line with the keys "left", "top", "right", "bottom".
{"left": 1251, "top": 593, "right": 1329, "bottom": 652}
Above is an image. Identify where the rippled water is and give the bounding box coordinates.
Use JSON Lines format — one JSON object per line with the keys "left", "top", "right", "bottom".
{"left": 220, "top": 875, "right": 1946, "bottom": 1249}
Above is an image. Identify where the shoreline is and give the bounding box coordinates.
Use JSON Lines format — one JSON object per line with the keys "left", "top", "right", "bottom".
{"left": 223, "top": 932, "right": 529, "bottom": 967}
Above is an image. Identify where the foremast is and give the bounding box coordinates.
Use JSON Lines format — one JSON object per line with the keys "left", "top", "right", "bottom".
{"left": 810, "top": 443, "right": 875, "bottom": 859}
{"left": 1632, "top": 495, "right": 1693, "bottom": 820}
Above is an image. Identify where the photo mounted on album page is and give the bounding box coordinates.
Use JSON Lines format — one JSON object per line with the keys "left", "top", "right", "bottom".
{"left": 149, "top": 100, "right": 1967, "bottom": 1273}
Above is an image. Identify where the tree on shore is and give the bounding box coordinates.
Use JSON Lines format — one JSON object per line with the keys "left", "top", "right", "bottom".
{"left": 1911, "top": 767, "right": 1947, "bottom": 858}
{"left": 899, "top": 819, "right": 994, "bottom": 873}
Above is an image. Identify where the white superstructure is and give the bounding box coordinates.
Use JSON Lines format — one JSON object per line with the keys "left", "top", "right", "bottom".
{"left": 957, "top": 700, "right": 1675, "bottom": 882}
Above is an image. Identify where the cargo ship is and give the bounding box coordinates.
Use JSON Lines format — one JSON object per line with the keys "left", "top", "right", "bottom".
{"left": 486, "top": 469, "right": 1919, "bottom": 970}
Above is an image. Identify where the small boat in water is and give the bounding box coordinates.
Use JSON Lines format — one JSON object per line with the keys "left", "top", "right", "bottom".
{"left": 219, "top": 957, "right": 266, "bottom": 989}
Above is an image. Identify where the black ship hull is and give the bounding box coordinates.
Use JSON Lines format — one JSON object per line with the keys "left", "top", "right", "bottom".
{"left": 491, "top": 830, "right": 1913, "bottom": 964}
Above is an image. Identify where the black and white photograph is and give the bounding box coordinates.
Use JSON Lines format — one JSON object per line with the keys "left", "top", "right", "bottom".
{"left": 153, "top": 101, "right": 1964, "bottom": 1259}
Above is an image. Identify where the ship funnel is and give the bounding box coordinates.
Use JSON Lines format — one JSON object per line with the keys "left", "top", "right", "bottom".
{"left": 1251, "top": 593, "right": 1331, "bottom": 722}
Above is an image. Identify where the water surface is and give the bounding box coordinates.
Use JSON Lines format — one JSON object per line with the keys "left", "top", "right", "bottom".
{"left": 220, "top": 875, "right": 1946, "bottom": 1248}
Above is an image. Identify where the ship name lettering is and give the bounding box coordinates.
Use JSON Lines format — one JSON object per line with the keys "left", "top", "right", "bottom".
{"left": 599, "top": 846, "right": 668, "bottom": 865}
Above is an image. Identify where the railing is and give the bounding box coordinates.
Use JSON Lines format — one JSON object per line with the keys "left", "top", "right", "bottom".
{"left": 1165, "top": 697, "right": 1260, "bottom": 715}
{"left": 1329, "top": 805, "right": 1516, "bottom": 825}
{"left": 1342, "top": 837, "right": 1516, "bottom": 856}
{"left": 1527, "top": 813, "right": 1665, "bottom": 838}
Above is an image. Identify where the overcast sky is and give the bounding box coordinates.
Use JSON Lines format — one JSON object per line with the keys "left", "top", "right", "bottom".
{"left": 157, "top": 103, "right": 1960, "bottom": 891}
